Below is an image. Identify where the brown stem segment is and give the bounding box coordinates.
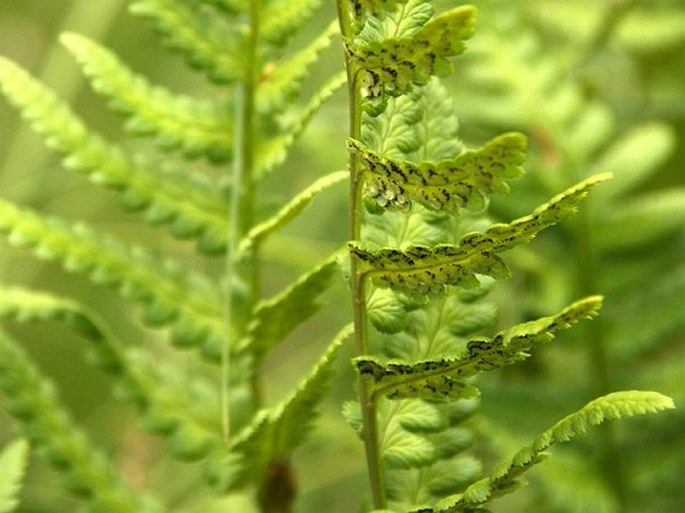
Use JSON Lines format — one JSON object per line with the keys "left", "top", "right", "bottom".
{"left": 258, "top": 460, "right": 297, "bottom": 513}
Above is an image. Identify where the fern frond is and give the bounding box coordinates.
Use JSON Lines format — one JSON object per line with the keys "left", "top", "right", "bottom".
{"left": 0, "top": 439, "right": 29, "bottom": 513}
{"left": 0, "top": 285, "right": 223, "bottom": 460}
{"left": 434, "top": 392, "right": 675, "bottom": 513}
{"left": 346, "top": 5, "right": 476, "bottom": 112}
{"left": 0, "top": 57, "right": 228, "bottom": 253}
{"left": 351, "top": 174, "right": 611, "bottom": 296}
{"left": 0, "top": 286, "right": 103, "bottom": 341}
{"left": 261, "top": 0, "right": 323, "bottom": 47}
{"left": 355, "top": 296, "right": 603, "bottom": 401}
{"left": 404, "top": 392, "right": 675, "bottom": 513}
{"left": 0, "top": 329, "right": 164, "bottom": 513}
{"left": 242, "top": 258, "right": 340, "bottom": 360}
{"left": 238, "top": 170, "right": 347, "bottom": 255}
{"left": 350, "top": 132, "right": 526, "bottom": 212}
{"left": 350, "top": 241, "right": 506, "bottom": 295}
{"left": 118, "top": 349, "right": 223, "bottom": 459}
{"left": 0, "top": 200, "right": 225, "bottom": 358}
{"left": 129, "top": 0, "right": 244, "bottom": 84}
{"left": 61, "top": 32, "right": 233, "bottom": 163}
{"left": 256, "top": 71, "right": 347, "bottom": 177}
{"left": 448, "top": 10, "right": 684, "bottom": 512}
{"left": 205, "top": 324, "right": 352, "bottom": 491}
{"left": 257, "top": 22, "right": 338, "bottom": 115}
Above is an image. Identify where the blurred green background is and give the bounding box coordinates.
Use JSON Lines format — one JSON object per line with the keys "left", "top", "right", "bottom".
{"left": 0, "top": 1, "right": 683, "bottom": 512}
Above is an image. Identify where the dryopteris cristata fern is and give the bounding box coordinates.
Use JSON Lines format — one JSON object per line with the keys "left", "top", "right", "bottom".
{"left": 336, "top": 1, "right": 674, "bottom": 512}
{"left": 0, "top": 1, "right": 677, "bottom": 513}
{"left": 0, "top": 1, "right": 347, "bottom": 512}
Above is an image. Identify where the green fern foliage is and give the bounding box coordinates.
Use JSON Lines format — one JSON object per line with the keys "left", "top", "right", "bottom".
{"left": 261, "top": 0, "right": 323, "bottom": 46}
{"left": 351, "top": 174, "right": 610, "bottom": 296}
{"left": 0, "top": 0, "right": 350, "bottom": 509}
{"left": 446, "top": 3, "right": 684, "bottom": 511}
{"left": 338, "top": 1, "right": 674, "bottom": 512}
{"left": 243, "top": 258, "right": 340, "bottom": 360}
{"left": 350, "top": 132, "right": 525, "bottom": 212}
{"left": 239, "top": 171, "right": 347, "bottom": 254}
{"left": 0, "top": 439, "right": 29, "bottom": 513}
{"left": 356, "top": 296, "right": 602, "bottom": 401}
{"left": 255, "top": 71, "right": 348, "bottom": 177}
{"left": 0, "top": 1, "right": 679, "bottom": 512}
{"left": 346, "top": 4, "right": 476, "bottom": 114}
{"left": 428, "top": 392, "right": 674, "bottom": 513}
{"left": 0, "top": 285, "right": 224, "bottom": 461}
{"left": 205, "top": 324, "right": 351, "bottom": 491}
{"left": 0, "top": 329, "right": 164, "bottom": 513}
{"left": 0, "top": 287, "right": 103, "bottom": 342}
{"left": 0, "top": 56, "right": 228, "bottom": 253}
{"left": 0, "top": 199, "right": 225, "bottom": 356}
{"left": 129, "top": 0, "right": 245, "bottom": 84}
{"left": 61, "top": 32, "right": 234, "bottom": 163}
{"left": 257, "top": 21, "right": 338, "bottom": 115}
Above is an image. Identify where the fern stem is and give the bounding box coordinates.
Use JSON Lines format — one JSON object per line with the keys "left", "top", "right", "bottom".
{"left": 235, "top": 3, "right": 298, "bottom": 512}
{"left": 334, "top": 0, "right": 353, "bottom": 40}
{"left": 222, "top": 0, "right": 262, "bottom": 441}
{"left": 336, "top": 3, "right": 387, "bottom": 506}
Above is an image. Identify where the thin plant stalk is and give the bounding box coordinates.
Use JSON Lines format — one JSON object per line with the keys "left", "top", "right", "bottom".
{"left": 336, "top": 1, "right": 387, "bottom": 507}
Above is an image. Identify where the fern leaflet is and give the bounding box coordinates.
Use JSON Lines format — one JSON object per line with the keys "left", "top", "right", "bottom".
{"left": 261, "top": 0, "right": 323, "bottom": 46}
{"left": 238, "top": 170, "right": 347, "bottom": 255}
{"left": 346, "top": 5, "right": 476, "bottom": 112}
{"left": 0, "top": 329, "right": 164, "bottom": 513}
{"left": 0, "top": 200, "right": 225, "bottom": 358}
{"left": 350, "top": 132, "right": 526, "bottom": 212}
{"left": 256, "top": 71, "right": 348, "bottom": 177}
{"left": 0, "top": 285, "right": 224, "bottom": 461}
{"left": 257, "top": 22, "right": 338, "bottom": 115}
{"left": 351, "top": 174, "right": 612, "bottom": 296}
{"left": 355, "top": 296, "right": 603, "bottom": 401}
{"left": 0, "top": 57, "right": 229, "bottom": 253}
{"left": 0, "top": 439, "right": 29, "bottom": 513}
{"left": 428, "top": 392, "right": 675, "bottom": 513}
{"left": 61, "top": 32, "right": 233, "bottom": 163}
{"left": 242, "top": 258, "right": 340, "bottom": 360}
{"left": 129, "top": 0, "right": 244, "bottom": 84}
{"left": 205, "top": 324, "right": 352, "bottom": 491}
